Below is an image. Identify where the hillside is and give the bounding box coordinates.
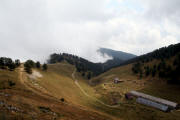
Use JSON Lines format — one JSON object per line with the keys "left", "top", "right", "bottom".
{"left": 119, "top": 43, "right": 180, "bottom": 85}
{"left": 88, "top": 43, "right": 180, "bottom": 120}
{"left": 98, "top": 48, "right": 136, "bottom": 70}
{"left": 47, "top": 50, "right": 135, "bottom": 79}
{"left": 90, "top": 59, "right": 180, "bottom": 120}
{"left": 0, "top": 63, "right": 114, "bottom": 120}
{"left": 98, "top": 48, "right": 137, "bottom": 60}
{"left": 0, "top": 43, "right": 180, "bottom": 120}
{"left": 1, "top": 59, "right": 180, "bottom": 120}
{"left": 46, "top": 43, "right": 180, "bottom": 120}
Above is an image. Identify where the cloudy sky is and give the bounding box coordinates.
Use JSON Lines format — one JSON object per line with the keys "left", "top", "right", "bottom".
{"left": 0, "top": 0, "right": 179, "bottom": 63}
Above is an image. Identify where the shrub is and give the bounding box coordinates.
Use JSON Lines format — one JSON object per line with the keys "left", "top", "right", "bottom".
{"left": 60, "top": 98, "right": 65, "bottom": 102}
{"left": 42, "top": 64, "right": 48, "bottom": 71}
{"left": 36, "top": 61, "right": 41, "bottom": 68}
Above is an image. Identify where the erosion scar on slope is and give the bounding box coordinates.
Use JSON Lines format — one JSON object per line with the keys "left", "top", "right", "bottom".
{"left": 72, "top": 69, "right": 119, "bottom": 108}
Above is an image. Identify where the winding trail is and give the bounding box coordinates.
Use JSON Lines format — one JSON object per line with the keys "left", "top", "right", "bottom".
{"left": 18, "top": 65, "right": 118, "bottom": 119}
{"left": 72, "top": 69, "right": 120, "bottom": 108}
{"left": 19, "top": 65, "right": 119, "bottom": 109}
{"left": 18, "top": 65, "right": 120, "bottom": 120}
{"left": 18, "top": 65, "right": 53, "bottom": 98}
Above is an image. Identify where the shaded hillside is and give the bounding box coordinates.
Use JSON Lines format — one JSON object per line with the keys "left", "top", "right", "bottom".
{"left": 89, "top": 44, "right": 180, "bottom": 120}
{"left": 48, "top": 48, "right": 136, "bottom": 78}
{"left": 90, "top": 62, "right": 180, "bottom": 120}
{"left": 98, "top": 48, "right": 136, "bottom": 60}
{"left": 48, "top": 53, "right": 126, "bottom": 78}
{"left": 98, "top": 48, "right": 136, "bottom": 70}
{"left": 102, "top": 58, "right": 124, "bottom": 70}
{"left": 119, "top": 43, "right": 180, "bottom": 66}
{"left": 48, "top": 53, "right": 103, "bottom": 77}
{"left": 118, "top": 43, "right": 180, "bottom": 85}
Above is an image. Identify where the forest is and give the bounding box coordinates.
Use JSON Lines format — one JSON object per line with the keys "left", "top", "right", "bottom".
{"left": 130, "top": 43, "right": 180, "bottom": 84}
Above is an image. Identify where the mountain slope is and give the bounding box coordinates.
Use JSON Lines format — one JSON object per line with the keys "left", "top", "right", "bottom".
{"left": 47, "top": 49, "right": 136, "bottom": 78}
{"left": 116, "top": 43, "right": 180, "bottom": 84}
{"left": 98, "top": 48, "right": 137, "bottom": 60}
{"left": 0, "top": 63, "right": 114, "bottom": 120}
{"left": 90, "top": 62, "right": 180, "bottom": 120}
{"left": 89, "top": 44, "right": 180, "bottom": 120}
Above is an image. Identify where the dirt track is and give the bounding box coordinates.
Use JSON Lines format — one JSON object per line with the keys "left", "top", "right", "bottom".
{"left": 17, "top": 65, "right": 118, "bottom": 120}
{"left": 72, "top": 69, "right": 120, "bottom": 108}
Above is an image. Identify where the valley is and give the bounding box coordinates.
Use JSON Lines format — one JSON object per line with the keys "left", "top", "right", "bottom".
{"left": 0, "top": 43, "right": 180, "bottom": 120}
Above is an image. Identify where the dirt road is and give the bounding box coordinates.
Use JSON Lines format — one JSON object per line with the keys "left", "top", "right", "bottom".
{"left": 72, "top": 69, "right": 120, "bottom": 108}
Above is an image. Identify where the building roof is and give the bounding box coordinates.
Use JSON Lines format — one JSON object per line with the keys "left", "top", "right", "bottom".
{"left": 114, "top": 77, "right": 119, "bottom": 80}
{"left": 136, "top": 97, "right": 169, "bottom": 112}
{"left": 130, "top": 91, "right": 178, "bottom": 108}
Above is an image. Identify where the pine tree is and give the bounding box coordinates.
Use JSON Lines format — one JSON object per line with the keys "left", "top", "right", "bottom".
{"left": 87, "top": 72, "right": 91, "bottom": 80}
{"left": 42, "top": 64, "right": 48, "bottom": 71}
{"left": 15, "top": 59, "right": 20, "bottom": 67}
{"left": 36, "top": 61, "right": 41, "bottom": 68}
{"left": 24, "top": 63, "right": 32, "bottom": 74}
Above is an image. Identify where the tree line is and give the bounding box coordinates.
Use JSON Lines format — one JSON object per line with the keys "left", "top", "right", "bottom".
{"left": 48, "top": 53, "right": 105, "bottom": 79}
{"left": 24, "top": 60, "right": 47, "bottom": 74}
{"left": 0, "top": 57, "right": 20, "bottom": 71}
{"left": 48, "top": 51, "right": 132, "bottom": 79}
{"left": 121, "top": 43, "right": 180, "bottom": 66}
{"left": 131, "top": 44, "right": 180, "bottom": 85}
{"left": 0, "top": 57, "right": 48, "bottom": 74}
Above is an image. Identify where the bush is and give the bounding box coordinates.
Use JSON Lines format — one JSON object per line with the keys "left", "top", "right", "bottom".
{"left": 0, "top": 57, "right": 18, "bottom": 71}
{"left": 145, "top": 66, "right": 150, "bottom": 76}
{"left": 60, "top": 98, "right": 65, "bottom": 102}
{"left": 15, "top": 59, "right": 20, "bottom": 67}
{"left": 81, "top": 72, "right": 85, "bottom": 76}
{"left": 8, "top": 80, "right": 16, "bottom": 87}
{"left": 152, "top": 68, "right": 156, "bottom": 77}
{"left": 8, "top": 62, "right": 16, "bottom": 71}
{"left": 87, "top": 72, "right": 91, "bottom": 80}
{"left": 25, "top": 60, "right": 35, "bottom": 68}
{"left": 24, "top": 63, "right": 32, "bottom": 74}
{"left": 38, "top": 106, "right": 51, "bottom": 113}
{"left": 36, "top": 61, "right": 41, "bottom": 68}
{"left": 42, "top": 64, "right": 48, "bottom": 71}
{"left": 132, "top": 62, "right": 142, "bottom": 74}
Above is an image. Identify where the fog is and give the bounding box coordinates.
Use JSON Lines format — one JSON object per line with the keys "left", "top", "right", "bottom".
{"left": 0, "top": 0, "right": 179, "bottom": 63}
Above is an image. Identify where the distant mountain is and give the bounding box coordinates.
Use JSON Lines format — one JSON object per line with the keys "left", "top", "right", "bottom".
{"left": 98, "top": 48, "right": 137, "bottom": 61}
{"left": 47, "top": 49, "right": 136, "bottom": 77}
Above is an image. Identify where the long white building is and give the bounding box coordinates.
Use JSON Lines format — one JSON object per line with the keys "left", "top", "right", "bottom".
{"left": 129, "top": 91, "right": 178, "bottom": 110}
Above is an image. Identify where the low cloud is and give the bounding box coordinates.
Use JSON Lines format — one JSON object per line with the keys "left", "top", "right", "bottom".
{"left": 0, "top": 0, "right": 179, "bottom": 63}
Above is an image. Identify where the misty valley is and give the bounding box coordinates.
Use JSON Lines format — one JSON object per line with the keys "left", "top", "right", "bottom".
{"left": 1, "top": 0, "right": 180, "bottom": 120}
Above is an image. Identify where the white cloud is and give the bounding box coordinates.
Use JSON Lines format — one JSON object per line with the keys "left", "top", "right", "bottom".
{"left": 0, "top": 0, "right": 179, "bottom": 63}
